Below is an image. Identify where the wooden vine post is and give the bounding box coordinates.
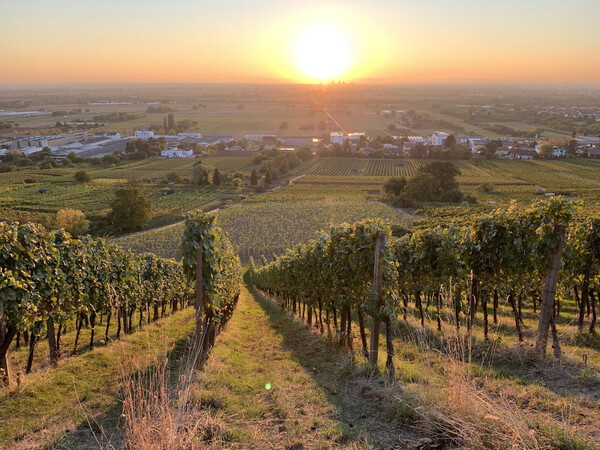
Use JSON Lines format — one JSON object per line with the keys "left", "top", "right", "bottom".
{"left": 535, "top": 224, "right": 566, "bottom": 358}
{"left": 369, "top": 231, "right": 385, "bottom": 368}
{"left": 194, "top": 238, "right": 204, "bottom": 369}
{"left": 0, "top": 299, "right": 13, "bottom": 387}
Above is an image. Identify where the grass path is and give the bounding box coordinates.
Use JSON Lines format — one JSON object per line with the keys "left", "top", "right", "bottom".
{"left": 195, "top": 282, "right": 419, "bottom": 448}
{"left": 0, "top": 308, "right": 196, "bottom": 449}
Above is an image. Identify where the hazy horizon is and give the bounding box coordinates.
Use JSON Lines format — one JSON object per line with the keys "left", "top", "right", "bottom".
{"left": 3, "top": 0, "right": 600, "bottom": 84}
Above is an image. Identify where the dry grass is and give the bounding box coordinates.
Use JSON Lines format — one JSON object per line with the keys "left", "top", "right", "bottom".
{"left": 389, "top": 292, "right": 600, "bottom": 449}
{"left": 120, "top": 354, "right": 199, "bottom": 449}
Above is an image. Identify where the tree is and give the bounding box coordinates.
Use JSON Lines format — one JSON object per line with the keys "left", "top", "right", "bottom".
{"left": 418, "top": 161, "right": 460, "bottom": 194}
{"left": 483, "top": 141, "right": 498, "bottom": 156}
{"left": 167, "top": 113, "right": 176, "bottom": 131}
{"left": 277, "top": 156, "right": 289, "bottom": 174}
{"left": 102, "top": 154, "right": 120, "bottom": 165}
{"left": 163, "top": 116, "right": 168, "bottom": 131}
{"left": 566, "top": 139, "right": 578, "bottom": 157}
{"left": 383, "top": 177, "right": 407, "bottom": 196}
{"left": 264, "top": 170, "right": 273, "bottom": 185}
{"left": 65, "top": 151, "right": 81, "bottom": 163}
{"left": 404, "top": 173, "right": 440, "bottom": 202}
{"left": 232, "top": 177, "right": 242, "bottom": 188}
{"left": 193, "top": 165, "right": 211, "bottom": 185}
{"left": 539, "top": 144, "right": 554, "bottom": 159}
{"left": 6, "top": 150, "right": 24, "bottom": 161}
{"left": 279, "top": 121, "right": 288, "bottom": 129}
{"left": 250, "top": 169, "right": 258, "bottom": 186}
{"left": 109, "top": 187, "right": 152, "bottom": 231}
{"left": 56, "top": 209, "right": 89, "bottom": 236}
{"left": 409, "top": 143, "right": 427, "bottom": 159}
{"left": 450, "top": 143, "right": 471, "bottom": 159}
{"left": 213, "top": 168, "right": 222, "bottom": 186}
{"left": 296, "top": 147, "right": 312, "bottom": 161}
{"left": 166, "top": 172, "right": 182, "bottom": 183}
{"left": 440, "top": 189, "right": 464, "bottom": 203}
{"left": 443, "top": 134, "right": 456, "bottom": 148}
{"left": 74, "top": 170, "right": 91, "bottom": 183}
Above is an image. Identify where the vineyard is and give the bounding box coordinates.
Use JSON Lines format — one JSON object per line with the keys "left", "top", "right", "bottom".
{"left": 307, "top": 158, "right": 425, "bottom": 177}
{"left": 251, "top": 197, "right": 600, "bottom": 365}
{"left": 117, "top": 199, "right": 414, "bottom": 262}
{"left": 0, "top": 214, "right": 241, "bottom": 387}
{"left": 0, "top": 221, "right": 191, "bottom": 385}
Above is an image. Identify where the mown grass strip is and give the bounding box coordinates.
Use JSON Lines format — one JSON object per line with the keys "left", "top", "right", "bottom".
{"left": 0, "top": 308, "right": 196, "bottom": 448}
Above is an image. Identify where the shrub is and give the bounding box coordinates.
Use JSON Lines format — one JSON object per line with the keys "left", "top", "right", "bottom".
{"left": 40, "top": 159, "right": 56, "bottom": 169}
{"left": 74, "top": 170, "right": 91, "bottom": 183}
{"left": 478, "top": 182, "right": 494, "bottom": 193}
{"left": 383, "top": 177, "right": 407, "bottom": 196}
{"left": 393, "top": 193, "right": 417, "bottom": 208}
{"left": 166, "top": 172, "right": 182, "bottom": 183}
{"left": 404, "top": 173, "right": 440, "bottom": 202}
{"left": 56, "top": 208, "right": 89, "bottom": 236}
{"left": 440, "top": 188, "right": 464, "bottom": 203}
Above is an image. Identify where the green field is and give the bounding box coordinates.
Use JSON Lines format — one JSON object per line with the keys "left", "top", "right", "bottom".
{"left": 117, "top": 198, "right": 413, "bottom": 261}
{"left": 307, "top": 158, "right": 425, "bottom": 177}
{"left": 0, "top": 158, "right": 246, "bottom": 229}
{"left": 115, "top": 157, "right": 600, "bottom": 260}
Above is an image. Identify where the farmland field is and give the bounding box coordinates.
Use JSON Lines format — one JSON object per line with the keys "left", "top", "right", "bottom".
{"left": 307, "top": 158, "right": 425, "bottom": 177}
{"left": 117, "top": 197, "right": 413, "bottom": 261}
{"left": 0, "top": 158, "right": 245, "bottom": 228}
{"left": 115, "top": 157, "right": 600, "bottom": 259}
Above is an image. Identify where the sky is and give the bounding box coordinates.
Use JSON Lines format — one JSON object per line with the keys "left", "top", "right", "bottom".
{"left": 2, "top": 0, "right": 599, "bottom": 84}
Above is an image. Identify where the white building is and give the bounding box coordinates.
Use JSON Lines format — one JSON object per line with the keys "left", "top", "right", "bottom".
{"left": 428, "top": 131, "right": 450, "bottom": 146}
{"left": 383, "top": 143, "right": 399, "bottom": 154}
{"left": 535, "top": 144, "right": 567, "bottom": 158}
{"left": 99, "top": 132, "right": 121, "bottom": 140}
{"left": 161, "top": 148, "right": 194, "bottom": 158}
{"left": 135, "top": 129, "right": 155, "bottom": 140}
{"left": 347, "top": 132, "right": 365, "bottom": 142}
{"left": 330, "top": 131, "right": 345, "bottom": 145}
{"left": 177, "top": 132, "right": 202, "bottom": 139}
{"left": 244, "top": 134, "right": 263, "bottom": 143}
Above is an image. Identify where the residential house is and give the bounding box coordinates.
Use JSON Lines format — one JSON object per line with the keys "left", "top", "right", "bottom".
{"left": 428, "top": 131, "right": 450, "bottom": 146}
{"left": 135, "top": 129, "right": 155, "bottom": 140}
{"left": 330, "top": 131, "right": 345, "bottom": 145}
{"left": 588, "top": 147, "right": 600, "bottom": 158}
{"left": 161, "top": 148, "right": 194, "bottom": 158}
{"left": 383, "top": 143, "right": 400, "bottom": 155}
{"left": 511, "top": 149, "right": 536, "bottom": 160}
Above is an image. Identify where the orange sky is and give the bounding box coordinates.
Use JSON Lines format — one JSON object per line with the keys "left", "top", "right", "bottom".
{"left": 1, "top": 0, "right": 599, "bottom": 84}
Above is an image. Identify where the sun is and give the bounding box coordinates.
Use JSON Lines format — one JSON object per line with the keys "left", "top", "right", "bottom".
{"left": 295, "top": 26, "right": 353, "bottom": 82}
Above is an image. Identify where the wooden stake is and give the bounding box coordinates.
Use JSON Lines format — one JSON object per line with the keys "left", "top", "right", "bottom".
{"left": 194, "top": 238, "right": 204, "bottom": 369}
{"left": 0, "top": 299, "right": 15, "bottom": 387}
{"left": 535, "top": 224, "right": 566, "bottom": 357}
{"left": 369, "top": 231, "right": 385, "bottom": 367}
